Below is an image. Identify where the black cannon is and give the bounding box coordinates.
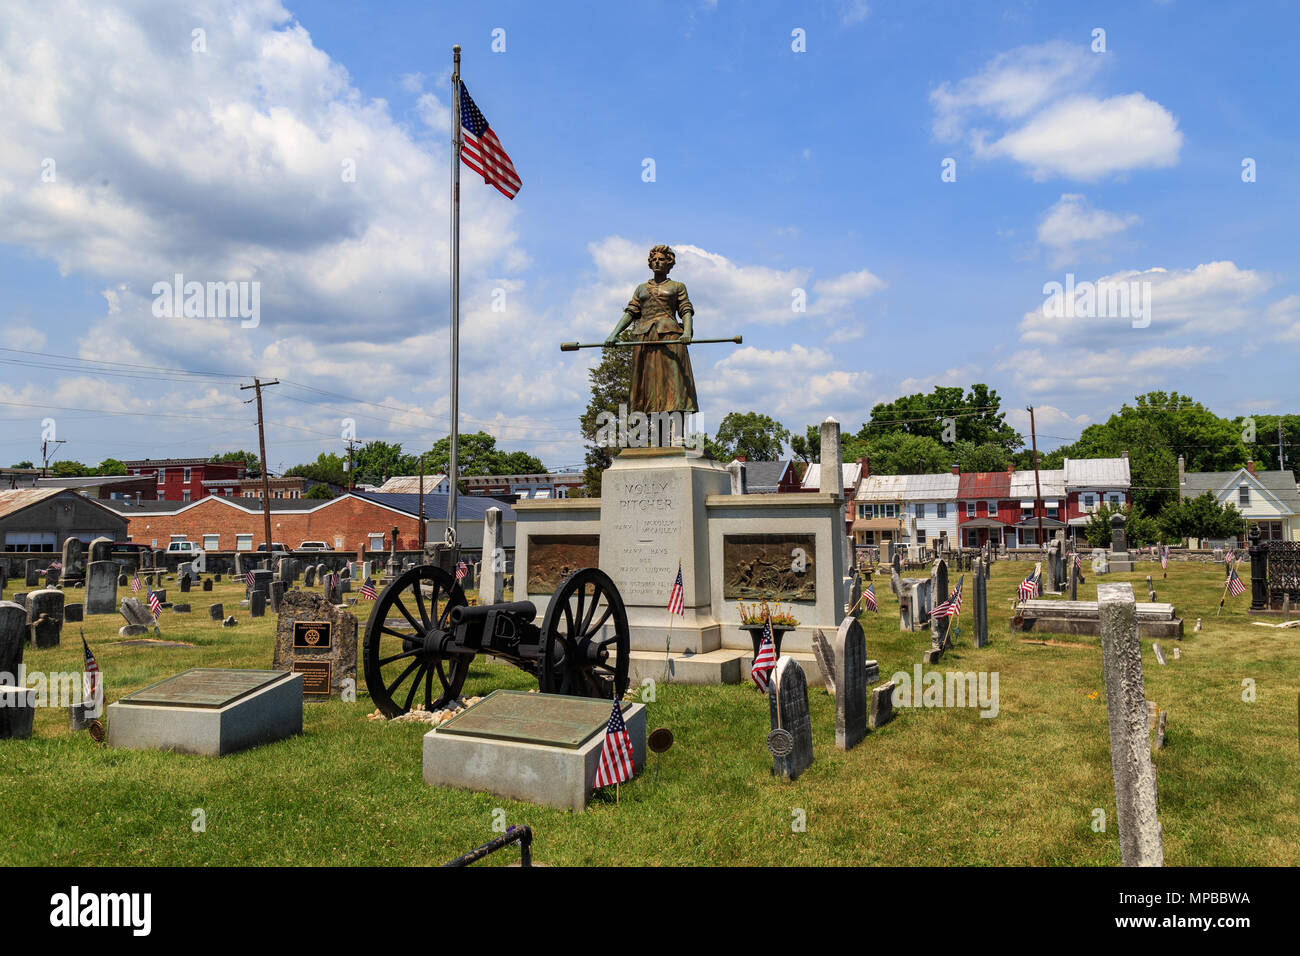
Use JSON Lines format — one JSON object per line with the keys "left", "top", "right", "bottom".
{"left": 362, "top": 565, "right": 630, "bottom": 717}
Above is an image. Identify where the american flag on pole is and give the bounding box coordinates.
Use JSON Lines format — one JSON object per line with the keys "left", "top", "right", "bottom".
{"left": 146, "top": 587, "right": 162, "bottom": 620}
{"left": 1226, "top": 563, "right": 1247, "bottom": 597}
{"left": 862, "top": 581, "right": 878, "bottom": 612}
{"left": 245, "top": 569, "right": 255, "bottom": 589}
{"left": 81, "top": 634, "right": 101, "bottom": 708}
{"left": 932, "top": 576, "right": 964, "bottom": 618}
{"left": 666, "top": 562, "right": 684, "bottom": 616}
{"left": 592, "top": 699, "right": 635, "bottom": 789}
{"left": 458, "top": 80, "right": 521, "bottom": 199}
{"left": 1017, "top": 568, "right": 1040, "bottom": 604}
{"left": 455, "top": 561, "right": 468, "bottom": 583}
{"left": 360, "top": 579, "right": 378, "bottom": 600}
{"left": 751, "top": 619, "right": 777, "bottom": 691}
{"left": 131, "top": 572, "right": 142, "bottom": 593}
{"left": 1160, "top": 545, "right": 1169, "bottom": 571}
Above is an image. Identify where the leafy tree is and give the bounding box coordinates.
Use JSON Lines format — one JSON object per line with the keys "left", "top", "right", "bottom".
{"left": 422, "top": 432, "right": 545, "bottom": 479}
{"left": 789, "top": 425, "right": 820, "bottom": 464}
{"left": 351, "top": 441, "right": 416, "bottom": 485}
{"left": 497, "top": 450, "right": 547, "bottom": 475}
{"left": 94, "top": 458, "right": 126, "bottom": 476}
{"left": 11, "top": 461, "right": 34, "bottom": 469}
{"left": 212, "top": 449, "right": 261, "bottom": 478}
{"left": 578, "top": 346, "right": 634, "bottom": 496}
{"left": 286, "top": 452, "right": 347, "bottom": 487}
{"left": 1082, "top": 503, "right": 1161, "bottom": 548}
{"left": 304, "top": 483, "right": 335, "bottom": 500}
{"left": 852, "top": 432, "right": 950, "bottom": 475}
{"left": 952, "top": 441, "right": 1010, "bottom": 473}
{"left": 858, "top": 385, "right": 1022, "bottom": 452}
{"left": 1241, "top": 413, "right": 1300, "bottom": 482}
{"left": 51, "top": 460, "right": 89, "bottom": 477}
{"left": 1157, "top": 492, "right": 1247, "bottom": 544}
{"left": 710, "top": 411, "right": 790, "bottom": 462}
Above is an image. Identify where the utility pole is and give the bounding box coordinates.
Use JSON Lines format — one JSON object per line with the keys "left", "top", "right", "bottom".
{"left": 344, "top": 438, "right": 359, "bottom": 492}
{"left": 1027, "top": 405, "right": 1044, "bottom": 549}
{"left": 41, "top": 438, "right": 67, "bottom": 478}
{"left": 1279, "top": 420, "right": 1287, "bottom": 472}
{"left": 418, "top": 454, "right": 426, "bottom": 550}
{"left": 241, "top": 378, "right": 279, "bottom": 554}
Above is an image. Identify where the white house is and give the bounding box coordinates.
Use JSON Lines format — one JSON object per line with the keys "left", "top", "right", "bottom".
{"left": 1180, "top": 460, "right": 1300, "bottom": 543}
{"left": 899, "top": 472, "right": 960, "bottom": 549}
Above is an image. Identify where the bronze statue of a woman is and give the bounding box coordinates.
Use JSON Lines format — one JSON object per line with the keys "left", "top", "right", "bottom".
{"left": 605, "top": 244, "right": 699, "bottom": 414}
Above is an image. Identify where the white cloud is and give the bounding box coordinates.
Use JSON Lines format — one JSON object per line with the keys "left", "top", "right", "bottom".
{"left": 1267, "top": 295, "right": 1300, "bottom": 343}
{"left": 932, "top": 42, "right": 1181, "bottom": 181}
{"left": 840, "top": 1, "right": 872, "bottom": 27}
{"left": 1037, "top": 193, "right": 1139, "bottom": 265}
{"left": 1002, "top": 344, "right": 1216, "bottom": 396}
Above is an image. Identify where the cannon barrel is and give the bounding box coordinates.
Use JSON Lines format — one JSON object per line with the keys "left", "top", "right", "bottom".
{"left": 449, "top": 601, "right": 537, "bottom": 627}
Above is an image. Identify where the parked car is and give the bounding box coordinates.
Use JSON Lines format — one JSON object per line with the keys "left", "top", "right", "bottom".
{"left": 256, "top": 543, "right": 289, "bottom": 553}
{"left": 165, "top": 541, "right": 200, "bottom": 555}
{"left": 296, "top": 541, "right": 330, "bottom": 552}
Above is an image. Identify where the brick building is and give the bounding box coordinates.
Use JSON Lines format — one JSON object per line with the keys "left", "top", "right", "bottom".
{"left": 123, "top": 457, "right": 246, "bottom": 502}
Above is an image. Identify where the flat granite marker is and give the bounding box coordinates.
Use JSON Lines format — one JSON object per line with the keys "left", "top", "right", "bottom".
{"left": 271, "top": 591, "right": 357, "bottom": 698}
{"left": 832, "top": 617, "right": 866, "bottom": 751}
{"left": 107, "top": 668, "right": 303, "bottom": 756}
{"left": 1099, "top": 582, "right": 1163, "bottom": 866}
{"left": 423, "top": 690, "right": 646, "bottom": 812}
{"left": 768, "top": 657, "right": 813, "bottom": 780}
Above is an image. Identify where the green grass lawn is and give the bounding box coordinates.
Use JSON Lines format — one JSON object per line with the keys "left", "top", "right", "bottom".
{"left": 0, "top": 560, "right": 1295, "bottom": 866}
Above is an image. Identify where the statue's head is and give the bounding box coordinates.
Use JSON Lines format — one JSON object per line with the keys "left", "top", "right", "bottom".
{"left": 647, "top": 244, "right": 675, "bottom": 274}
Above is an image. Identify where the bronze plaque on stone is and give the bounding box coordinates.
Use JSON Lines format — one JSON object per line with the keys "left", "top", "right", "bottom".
{"left": 291, "top": 661, "right": 332, "bottom": 696}
{"left": 526, "top": 534, "right": 600, "bottom": 594}
{"left": 293, "top": 620, "right": 333, "bottom": 650}
{"left": 722, "top": 533, "right": 817, "bottom": 602}
{"left": 119, "top": 669, "right": 286, "bottom": 708}
{"left": 438, "top": 689, "right": 630, "bottom": 748}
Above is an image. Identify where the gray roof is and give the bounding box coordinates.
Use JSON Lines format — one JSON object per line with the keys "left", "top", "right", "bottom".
{"left": 740, "top": 460, "right": 793, "bottom": 493}
{"left": 34, "top": 475, "right": 146, "bottom": 489}
{"left": 1181, "top": 469, "right": 1300, "bottom": 513}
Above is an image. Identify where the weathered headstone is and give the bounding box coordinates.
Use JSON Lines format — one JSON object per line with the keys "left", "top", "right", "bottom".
{"left": 179, "top": 575, "right": 191, "bottom": 593}
{"left": 64, "top": 603, "right": 83, "bottom": 623}
{"left": 323, "top": 572, "right": 342, "bottom": 605}
{"left": 88, "top": 536, "right": 113, "bottom": 563}
{"left": 26, "top": 589, "right": 64, "bottom": 648}
{"left": 303, "top": 565, "right": 317, "bottom": 588}
{"left": 209, "top": 603, "right": 224, "bottom": 620}
{"left": 832, "top": 617, "right": 867, "bottom": 751}
{"left": 118, "top": 597, "right": 154, "bottom": 636}
{"left": 269, "top": 580, "right": 286, "bottom": 613}
{"left": 1152, "top": 642, "right": 1167, "bottom": 666}
{"left": 86, "top": 560, "right": 118, "bottom": 614}
{"left": 973, "top": 557, "right": 989, "bottom": 648}
{"left": 929, "top": 558, "right": 949, "bottom": 650}
{"left": 1172, "top": 646, "right": 1181, "bottom": 660}
{"left": 173, "top": 603, "right": 191, "bottom": 614}
{"left": 1069, "top": 553, "right": 1079, "bottom": 601}
{"left": 272, "top": 591, "right": 358, "bottom": 699}
{"left": 45, "top": 566, "right": 61, "bottom": 588}
{"left": 1098, "top": 582, "right": 1163, "bottom": 866}
{"left": 202, "top": 578, "right": 213, "bottom": 592}
{"left": 0, "top": 601, "right": 27, "bottom": 684}
{"left": 250, "top": 590, "right": 267, "bottom": 617}
{"left": 61, "top": 537, "right": 84, "bottom": 581}
{"left": 869, "top": 681, "right": 896, "bottom": 730}
{"left": 222, "top": 616, "right": 238, "bottom": 627}
{"left": 811, "top": 628, "right": 837, "bottom": 696}
{"left": 25, "top": 559, "right": 40, "bottom": 587}
{"left": 1154, "top": 709, "right": 1167, "bottom": 750}
{"left": 250, "top": 569, "right": 273, "bottom": 596}
{"left": 481, "top": 507, "right": 505, "bottom": 606}
{"left": 767, "top": 657, "right": 813, "bottom": 780}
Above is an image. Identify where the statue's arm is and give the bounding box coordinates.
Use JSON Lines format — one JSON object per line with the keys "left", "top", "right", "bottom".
{"left": 677, "top": 282, "right": 693, "bottom": 343}
{"left": 605, "top": 310, "right": 633, "bottom": 346}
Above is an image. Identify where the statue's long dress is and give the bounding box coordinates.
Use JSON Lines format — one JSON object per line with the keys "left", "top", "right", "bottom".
{"left": 624, "top": 279, "right": 699, "bottom": 414}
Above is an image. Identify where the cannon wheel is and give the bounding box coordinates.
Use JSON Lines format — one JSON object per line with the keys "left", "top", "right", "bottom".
{"left": 363, "top": 565, "right": 469, "bottom": 718}
{"left": 539, "top": 568, "right": 630, "bottom": 700}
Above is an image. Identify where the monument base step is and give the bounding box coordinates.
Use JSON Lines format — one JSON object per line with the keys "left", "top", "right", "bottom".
{"left": 627, "top": 649, "right": 743, "bottom": 685}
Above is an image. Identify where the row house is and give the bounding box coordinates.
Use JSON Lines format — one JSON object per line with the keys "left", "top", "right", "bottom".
{"left": 1180, "top": 457, "right": 1300, "bottom": 544}
{"left": 1008, "top": 468, "right": 1066, "bottom": 546}
{"left": 461, "top": 472, "right": 584, "bottom": 500}
{"left": 852, "top": 474, "right": 906, "bottom": 549}
{"left": 900, "top": 472, "right": 961, "bottom": 549}
{"left": 800, "top": 459, "right": 867, "bottom": 539}
{"left": 123, "top": 457, "right": 246, "bottom": 502}
{"left": 730, "top": 459, "right": 802, "bottom": 494}
{"left": 1063, "top": 456, "right": 1131, "bottom": 536}
{"left": 956, "top": 468, "right": 1014, "bottom": 548}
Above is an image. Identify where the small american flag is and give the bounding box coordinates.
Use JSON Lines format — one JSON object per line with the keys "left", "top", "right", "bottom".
{"left": 360, "top": 579, "right": 378, "bottom": 600}
{"left": 862, "top": 581, "right": 878, "bottom": 613}
{"left": 147, "top": 587, "right": 162, "bottom": 619}
{"left": 81, "top": 634, "right": 101, "bottom": 707}
{"left": 455, "top": 561, "right": 468, "bottom": 583}
{"left": 458, "top": 80, "right": 521, "bottom": 200}
{"left": 131, "top": 572, "right": 142, "bottom": 593}
{"left": 592, "top": 699, "right": 635, "bottom": 789}
{"left": 1017, "top": 568, "right": 1040, "bottom": 604}
{"left": 245, "top": 569, "right": 254, "bottom": 588}
{"left": 1160, "top": 546, "right": 1169, "bottom": 571}
{"left": 1226, "top": 563, "right": 1247, "bottom": 597}
{"left": 751, "top": 619, "right": 777, "bottom": 691}
{"left": 933, "top": 576, "right": 964, "bottom": 618}
{"left": 1225, "top": 548, "right": 1235, "bottom": 565}
{"left": 666, "top": 562, "right": 684, "bottom": 616}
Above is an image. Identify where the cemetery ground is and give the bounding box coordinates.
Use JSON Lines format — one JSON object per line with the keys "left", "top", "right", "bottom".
{"left": 0, "top": 562, "right": 1295, "bottom": 867}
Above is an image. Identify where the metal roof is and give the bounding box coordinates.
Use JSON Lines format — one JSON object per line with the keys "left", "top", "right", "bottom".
{"left": 1010, "top": 469, "right": 1065, "bottom": 498}
{"left": 34, "top": 475, "right": 147, "bottom": 489}
{"left": 0, "top": 488, "right": 127, "bottom": 523}
{"left": 958, "top": 471, "right": 1012, "bottom": 499}
{"left": 350, "top": 491, "right": 517, "bottom": 521}
{"left": 1181, "top": 469, "right": 1300, "bottom": 513}
{"left": 800, "top": 461, "right": 862, "bottom": 490}
{"left": 1063, "top": 457, "right": 1131, "bottom": 488}
{"left": 897, "top": 473, "right": 959, "bottom": 499}
{"left": 375, "top": 475, "right": 450, "bottom": 494}
{"left": 739, "top": 460, "right": 795, "bottom": 492}
{"left": 856, "top": 474, "right": 909, "bottom": 501}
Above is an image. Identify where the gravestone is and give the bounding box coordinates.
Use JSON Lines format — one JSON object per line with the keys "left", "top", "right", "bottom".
{"left": 481, "top": 507, "right": 505, "bottom": 606}
{"left": 0, "top": 601, "right": 27, "bottom": 685}
{"left": 1152, "top": 642, "right": 1167, "bottom": 666}
{"left": 1045, "top": 540, "right": 1059, "bottom": 593}
{"left": 88, "top": 536, "right": 113, "bottom": 563}
{"left": 117, "top": 573, "right": 128, "bottom": 587}
{"left": 973, "top": 557, "right": 989, "bottom": 648}
{"left": 119, "top": 597, "right": 154, "bottom": 637}
{"left": 340, "top": 579, "right": 351, "bottom": 594}
{"left": 173, "top": 604, "right": 191, "bottom": 614}
{"left": 272, "top": 591, "right": 358, "bottom": 698}
{"left": 250, "top": 591, "right": 266, "bottom": 617}
{"left": 303, "top": 566, "right": 316, "bottom": 588}
{"left": 1172, "top": 647, "right": 1181, "bottom": 660}
{"left": 929, "top": 558, "right": 949, "bottom": 651}
{"left": 202, "top": 578, "right": 213, "bottom": 592}
{"left": 832, "top": 617, "right": 866, "bottom": 751}
{"left": 179, "top": 575, "right": 191, "bottom": 593}
{"left": 869, "top": 681, "right": 896, "bottom": 730}
{"left": 1154, "top": 709, "right": 1167, "bottom": 750}
{"left": 26, "top": 589, "right": 64, "bottom": 648}
{"left": 45, "top": 566, "right": 61, "bottom": 588}
{"left": 269, "top": 580, "right": 286, "bottom": 613}
{"left": 1069, "top": 553, "right": 1079, "bottom": 601}
{"left": 209, "top": 603, "right": 224, "bottom": 621}
{"left": 323, "top": 572, "right": 342, "bottom": 605}
{"left": 223, "top": 616, "right": 237, "bottom": 627}
{"left": 64, "top": 603, "right": 83, "bottom": 623}
{"left": 153, "top": 588, "right": 167, "bottom": 604}
{"left": 1109, "top": 513, "right": 1134, "bottom": 573}
{"left": 250, "top": 569, "right": 273, "bottom": 597}
{"left": 85, "top": 561, "right": 118, "bottom": 614}
{"left": 61, "top": 538, "right": 84, "bottom": 581}
{"left": 1098, "top": 582, "right": 1163, "bottom": 866}
{"left": 768, "top": 657, "right": 813, "bottom": 780}
{"left": 25, "top": 559, "right": 40, "bottom": 587}
{"left": 811, "top": 628, "right": 836, "bottom": 697}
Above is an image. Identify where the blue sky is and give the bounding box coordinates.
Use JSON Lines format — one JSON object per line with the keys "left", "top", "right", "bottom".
{"left": 1, "top": 0, "right": 1296, "bottom": 474}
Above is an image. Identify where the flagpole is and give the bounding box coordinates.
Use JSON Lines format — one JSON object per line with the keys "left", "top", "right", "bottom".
{"left": 447, "top": 44, "right": 462, "bottom": 556}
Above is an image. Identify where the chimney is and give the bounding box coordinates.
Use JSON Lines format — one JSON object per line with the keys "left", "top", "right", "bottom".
{"left": 952, "top": 463, "right": 960, "bottom": 475}
{"left": 1247, "top": 459, "right": 1255, "bottom": 475}
{"left": 858, "top": 456, "right": 869, "bottom": 478}
{"left": 1006, "top": 463, "right": 1015, "bottom": 474}
{"left": 1121, "top": 450, "right": 1129, "bottom": 459}
{"left": 1178, "top": 455, "right": 1185, "bottom": 486}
